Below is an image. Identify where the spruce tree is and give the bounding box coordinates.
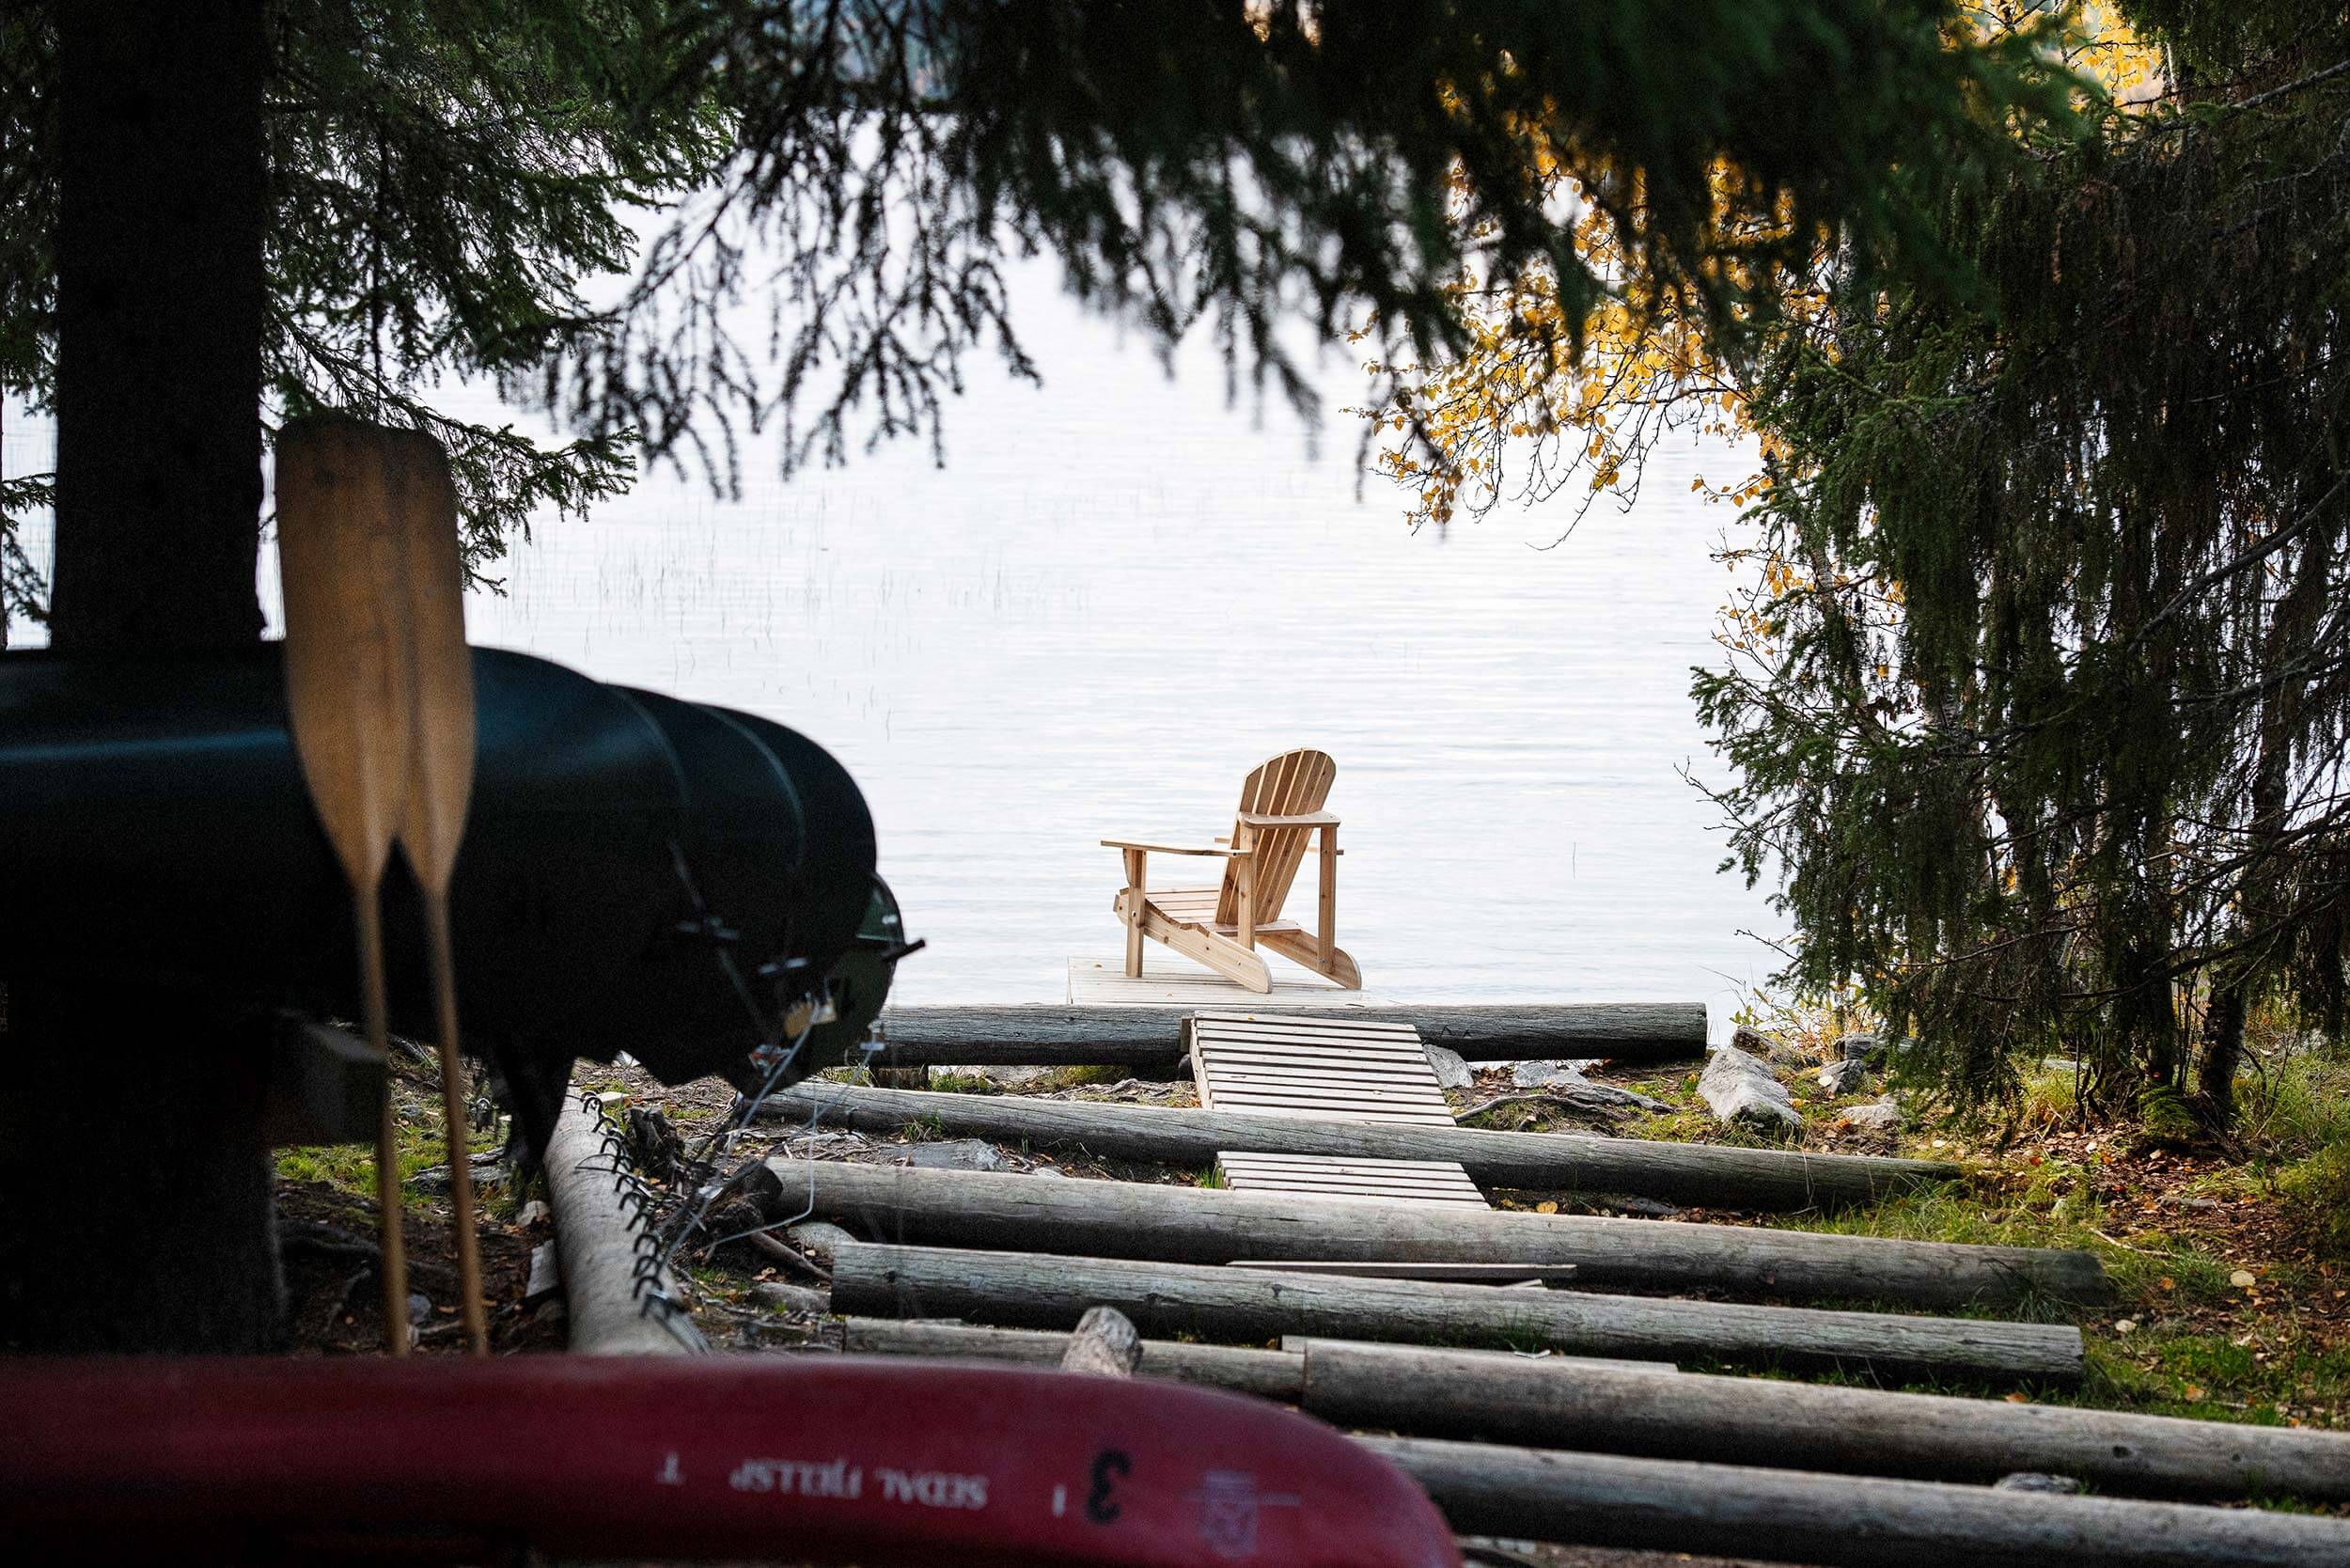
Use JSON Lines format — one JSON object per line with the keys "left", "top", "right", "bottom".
{"left": 1696, "top": 3, "right": 2350, "bottom": 1124}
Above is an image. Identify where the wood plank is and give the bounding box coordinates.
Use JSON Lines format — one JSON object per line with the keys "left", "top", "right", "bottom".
{"left": 1195, "top": 1012, "right": 1420, "bottom": 1033}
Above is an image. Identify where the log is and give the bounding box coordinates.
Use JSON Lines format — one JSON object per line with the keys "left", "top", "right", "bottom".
{"left": 1059, "top": 1306, "right": 1142, "bottom": 1377}
{"left": 759, "top": 1083, "right": 1958, "bottom": 1211}
{"left": 825, "top": 1316, "right": 1307, "bottom": 1401}
{"left": 867, "top": 1003, "right": 1708, "bottom": 1067}
{"left": 1285, "top": 1336, "right": 1674, "bottom": 1374}
{"left": 1305, "top": 1342, "right": 2350, "bottom": 1503}
{"left": 764, "top": 1160, "right": 2106, "bottom": 1310}
{"left": 818, "top": 1325, "right": 2349, "bottom": 1508}
{"left": 541, "top": 1090, "right": 701, "bottom": 1355}
{"left": 829, "top": 1244, "right": 2084, "bottom": 1385}
{"left": 1366, "top": 1435, "right": 2350, "bottom": 1568}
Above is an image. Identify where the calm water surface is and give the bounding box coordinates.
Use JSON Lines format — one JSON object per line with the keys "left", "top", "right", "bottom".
{"left": 7, "top": 274, "right": 1778, "bottom": 1023}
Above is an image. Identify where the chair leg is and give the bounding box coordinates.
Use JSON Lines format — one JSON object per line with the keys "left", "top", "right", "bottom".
{"left": 1121, "top": 849, "right": 1147, "bottom": 978}
{"left": 1317, "top": 823, "right": 1338, "bottom": 972}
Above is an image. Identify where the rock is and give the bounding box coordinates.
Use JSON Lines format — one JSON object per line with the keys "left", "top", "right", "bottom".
{"left": 1818, "top": 1057, "right": 1872, "bottom": 1096}
{"left": 1031, "top": 1166, "right": 1069, "bottom": 1179}
{"left": 903, "top": 1138, "right": 1005, "bottom": 1172}
{"left": 1060, "top": 1306, "right": 1143, "bottom": 1377}
{"left": 410, "top": 1151, "right": 508, "bottom": 1193}
{"left": 1511, "top": 1059, "right": 1588, "bottom": 1090}
{"left": 1424, "top": 1044, "right": 1473, "bottom": 1090}
{"left": 1837, "top": 1032, "right": 1886, "bottom": 1063}
{"left": 1766, "top": 1041, "right": 1817, "bottom": 1072}
{"left": 406, "top": 1292, "right": 432, "bottom": 1326}
{"left": 1844, "top": 1098, "right": 1904, "bottom": 1134}
{"left": 1697, "top": 1047, "right": 1803, "bottom": 1133}
{"left": 515, "top": 1199, "right": 551, "bottom": 1227}
{"left": 1994, "top": 1472, "right": 2083, "bottom": 1495}
{"left": 1596, "top": 1194, "right": 1681, "bottom": 1218}
{"left": 525, "top": 1241, "right": 561, "bottom": 1302}
{"left": 752, "top": 1280, "right": 834, "bottom": 1316}
{"left": 1730, "top": 1025, "right": 1775, "bottom": 1057}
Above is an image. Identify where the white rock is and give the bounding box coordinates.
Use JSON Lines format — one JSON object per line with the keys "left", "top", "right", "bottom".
{"left": 1845, "top": 1098, "right": 1904, "bottom": 1133}
{"left": 903, "top": 1138, "right": 1005, "bottom": 1172}
{"left": 1698, "top": 1047, "right": 1802, "bottom": 1133}
{"left": 1511, "top": 1059, "right": 1587, "bottom": 1090}
{"left": 514, "top": 1199, "right": 551, "bottom": 1227}
{"left": 525, "top": 1241, "right": 561, "bottom": 1302}
{"left": 1423, "top": 1044, "right": 1474, "bottom": 1090}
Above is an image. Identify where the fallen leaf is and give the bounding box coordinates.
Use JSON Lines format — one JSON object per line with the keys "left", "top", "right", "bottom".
{"left": 2231, "top": 1269, "right": 2257, "bottom": 1289}
{"left": 1536, "top": 1200, "right": 1559, "bottom": 1215}
{"left": 2003, "top": 1392, "right": 2029, "bottom": 1404}
{"left": 2184, "top": 1385, "right": 2205, "bottom": 1401}
{"left": 2157, "top": 1277, "right": 2175, "bottom": 1292}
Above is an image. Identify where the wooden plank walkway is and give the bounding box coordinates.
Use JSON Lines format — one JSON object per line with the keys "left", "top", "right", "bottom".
{"left": 1185, "top": 1011, "right": 1488, "bottom": 1209}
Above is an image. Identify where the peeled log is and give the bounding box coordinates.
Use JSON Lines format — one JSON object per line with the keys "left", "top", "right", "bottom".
{"left": 542, "top": 1091, "right": 699, "bottom": 1356}
{"left": 867, "top": 1003, "right": 1707, "bottom": 1068}
{"left": 830, "top": 1243, "right": 2083, "bottom": 1386}
{"left": 825, "top": 1316, "right": 1307, "bottom": 1400}
{"left": 766, "top": 1159, "right": 2107, "bottom": 1310}
{"left": 760, "top": 1082, "right": 1956, "bottom": 1211}
{"left": 1368, "top": 1436, "right": 2350, "bottom": 1568}
{"left": 1305, "top": 1342, "right": 2350, "bottom": 1503}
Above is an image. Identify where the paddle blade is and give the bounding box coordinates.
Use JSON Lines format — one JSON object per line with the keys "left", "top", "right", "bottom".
{"left": 383, "top": 431, "right": 475, "bottom": 894}
{"left": 275, "top": 416, "right": 413, "bottom": 889}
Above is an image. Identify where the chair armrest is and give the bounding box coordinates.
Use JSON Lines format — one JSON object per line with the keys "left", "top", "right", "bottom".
{"left": 1101, "top": 839, "right": 1232, "bottom": 856}
{"left": 1234, "top": 811, "right": 1339, "bottom": 828}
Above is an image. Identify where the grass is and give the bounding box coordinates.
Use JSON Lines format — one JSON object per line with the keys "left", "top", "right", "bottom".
{"left": 1481, "top": 1021, "right": 2350, "bottom": 1438}
{"left": 273, "top": 1077, "right": 500, "bottom": 1215}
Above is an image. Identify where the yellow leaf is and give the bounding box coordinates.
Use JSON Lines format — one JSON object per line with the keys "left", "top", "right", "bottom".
{"left": 1535, "top": 1200, "right": 1559, "bottom": 1215}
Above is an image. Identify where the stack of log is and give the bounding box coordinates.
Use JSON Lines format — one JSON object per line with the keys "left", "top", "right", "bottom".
{"left": 697, "top": 1017, "right": 2350, "bottom": 1564}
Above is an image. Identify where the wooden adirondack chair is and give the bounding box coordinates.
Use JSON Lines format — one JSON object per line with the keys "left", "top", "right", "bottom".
{"left": 1102, "top": 747, "right": 1360, "bottom": 994}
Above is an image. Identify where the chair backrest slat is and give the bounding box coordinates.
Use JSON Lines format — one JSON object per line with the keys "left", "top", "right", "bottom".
{"left": 1216, "top": 747, "right": 1336, "bottom": 927}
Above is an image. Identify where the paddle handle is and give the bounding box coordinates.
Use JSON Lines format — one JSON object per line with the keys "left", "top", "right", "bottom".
{"left": 354, "top": 886, "right": 408, "bottom": 1356}
{"left": 424, "top": 893, "right": 490, "bottom": 1356}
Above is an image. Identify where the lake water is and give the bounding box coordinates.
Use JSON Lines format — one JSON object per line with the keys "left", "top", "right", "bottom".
{"left": 4, "top": 267, "right": 1779, "bottom": 1026}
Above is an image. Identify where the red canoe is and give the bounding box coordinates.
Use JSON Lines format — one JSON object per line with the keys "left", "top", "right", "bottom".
{"left": 3, "top": 1354, "right": 1460, "bottom": 1567}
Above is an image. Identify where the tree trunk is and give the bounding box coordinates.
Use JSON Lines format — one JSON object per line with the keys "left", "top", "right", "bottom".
{"left": 1368, "top": 1436, "right": 2350, "bottom": 1568}
{"left": 868, "top": 1003, "right": 1708, "bottom": 1068}
{"left": 764, "top": 1157, "right": 2109, "bottom": 1310}
{"left": 759, "top": 1081, "right": 1960, "bottom": 1210}
{"left": 49, "top": 2, "right": 268, "bottom": 650}
{"left": 0, "top": 985, "right": 283, "bottom": 1353}
{"left": 6, "top": 4, "right": 279, "bottom": 1354}
{"left": 829, "top": 1242, "right": 2087, "bottom": 1385}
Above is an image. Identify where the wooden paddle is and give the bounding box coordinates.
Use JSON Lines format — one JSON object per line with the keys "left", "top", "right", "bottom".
{"left": 380, "top": 429, "right": 490, "bottom": 1356}
{"left": 276, "top": 417, "right": 415, "bottom": 1354}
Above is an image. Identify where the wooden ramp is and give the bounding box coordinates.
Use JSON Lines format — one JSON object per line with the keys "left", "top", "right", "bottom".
{"left": 1183, "top": 1012, "right": 1488, "bottom": 1209}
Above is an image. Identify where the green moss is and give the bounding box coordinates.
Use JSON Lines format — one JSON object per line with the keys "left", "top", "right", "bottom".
{"left": 2279, "top": 1141, "right": 2350, "bottom": 1259}
{"left": 926, "top": 1071, "right": 1005, "bottom": 1096}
